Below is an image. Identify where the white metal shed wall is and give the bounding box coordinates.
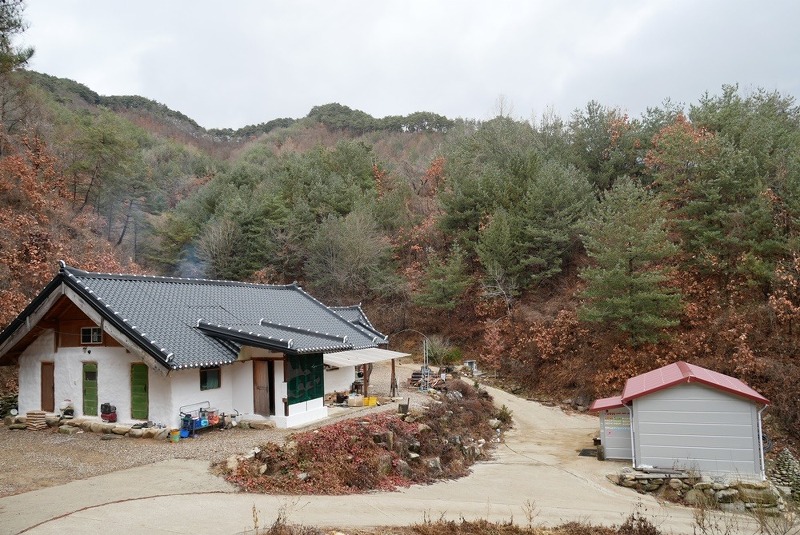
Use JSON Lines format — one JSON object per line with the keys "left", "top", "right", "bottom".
{"left": 632, "top": 383, "right": 762, "bottom": 477}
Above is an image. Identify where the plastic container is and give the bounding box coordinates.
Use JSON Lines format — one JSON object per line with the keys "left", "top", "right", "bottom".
{"left": 365, "top": 396, "right": 378, "bottom": 407}
{"left": 169, "top": 429, "right": 180, "bottom": 443}
{"left": 207, "top": 408, "right": 219, "bottom": 426}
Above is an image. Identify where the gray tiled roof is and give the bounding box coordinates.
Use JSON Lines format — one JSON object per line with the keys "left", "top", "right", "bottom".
{"left": 60, "top": 266, "right": 387, "bottom": 369}
{"left": 330, "top": 304, "right": 387, "bottom": 341}
{"left": 330, "top": 305, "right": 368, "bottom": 325}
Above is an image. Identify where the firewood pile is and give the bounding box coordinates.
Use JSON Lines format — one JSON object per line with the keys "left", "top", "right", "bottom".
{"left": 26, "top": 411, "right": 47, "bottom": 430}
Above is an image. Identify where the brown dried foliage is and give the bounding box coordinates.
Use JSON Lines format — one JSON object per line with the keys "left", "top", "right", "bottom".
{"left": 220, "top": 381, "right": 501, "bottom": 495}
{"left": 0, "top": 136, "right": 133, "bottom": 328}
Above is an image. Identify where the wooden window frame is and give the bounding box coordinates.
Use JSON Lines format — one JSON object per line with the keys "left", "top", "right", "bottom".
{"left": 200, "top": 366, "right": 221, "bottom": 391}
{"left": 80, "top": 326, "right": 103, "bottom": 345}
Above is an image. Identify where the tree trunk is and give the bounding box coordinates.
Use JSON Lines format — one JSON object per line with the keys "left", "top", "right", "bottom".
{"left": 115, "top": 199, "right": 133, "bottom": 247}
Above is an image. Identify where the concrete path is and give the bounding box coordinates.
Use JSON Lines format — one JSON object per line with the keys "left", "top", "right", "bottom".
{"left": 0, "top": 386, "right": 735, "bottom": 534}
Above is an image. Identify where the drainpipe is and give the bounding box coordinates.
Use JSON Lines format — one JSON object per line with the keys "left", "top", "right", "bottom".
{"left": 626, "top": 403, "right": 636, "bottom": 469}
{"left": 757, "top": 404, "right": 768, "bottom": 480}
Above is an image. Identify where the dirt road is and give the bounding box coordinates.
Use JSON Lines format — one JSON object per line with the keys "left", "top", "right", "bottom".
{"left": 0, "top": 380, "right": 716, "bottom": 535}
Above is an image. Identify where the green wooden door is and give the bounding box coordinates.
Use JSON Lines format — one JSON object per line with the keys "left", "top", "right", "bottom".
{"left": 130, "top": 363, "right": 149, "bottom": 420}
{"left": 82, "top": 362, "right": 98, "bottom": 416}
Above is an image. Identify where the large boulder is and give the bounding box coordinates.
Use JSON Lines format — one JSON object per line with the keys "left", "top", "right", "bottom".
{"left": 716, "top": 489, "right": 739, "bottom": 503}
{"left": 395, "top": 459, "right": 412, "bottom": 478}
{"left": 425, "top": 457, "right": 443, "bottom": 477}
{"left": 738, "top": 487, "right": 779, "bottom": 506}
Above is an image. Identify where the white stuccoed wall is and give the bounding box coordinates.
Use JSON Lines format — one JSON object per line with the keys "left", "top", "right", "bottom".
{"left": 279, "top": 396, "right": 327, "bottom": 428}
{"left": 325, "top": 366, "right": 355, "bottom": 394}
{"left": 167, "top": 367, "right": 238, "bottom": 428}
{"left": 18, "top": 330, "right": 142, "bottom": 420}
{"left": 17, "top": 331, "right": 330, "bottom": 429}
{"left": 17, "top": 330, "right": 55, "bottom": 414}
{"left": 147, "top": 369, "right": 172, "bottom": 427}
{"left": 230, "top": 360, "right": 254, "bottom": 415}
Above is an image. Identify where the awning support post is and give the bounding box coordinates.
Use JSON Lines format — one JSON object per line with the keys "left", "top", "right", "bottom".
{"left": 390, "top": 359, "right": 397, "bottom": 397}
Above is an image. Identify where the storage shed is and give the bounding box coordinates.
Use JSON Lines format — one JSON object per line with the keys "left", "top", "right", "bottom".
{"left": 590, "top": 361, "right": 769, "bottom": 479}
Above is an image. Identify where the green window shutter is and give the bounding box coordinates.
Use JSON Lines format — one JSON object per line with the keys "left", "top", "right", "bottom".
{"left": 310, "top": 354, "right": 324, "bottom": 399}
{"left": 287, "top": 354, "right": 324, "bottom": 405}
{"left": 130, "top": 363, "right": 149, "bottom": 420}
{"left": 82, "top": 362, "right": 98, "bottom": 416}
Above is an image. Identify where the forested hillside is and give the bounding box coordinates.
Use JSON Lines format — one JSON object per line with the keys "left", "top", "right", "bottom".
{"left": 2, "top": 3, "right": 800, "bottom": 443}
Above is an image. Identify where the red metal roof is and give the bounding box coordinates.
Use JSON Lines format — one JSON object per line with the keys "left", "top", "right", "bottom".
{"left": 620, "top": 361, "right": 769, "bottom": 405}
{"left": 589, "top": 395, "right": 624, "bottom": 411}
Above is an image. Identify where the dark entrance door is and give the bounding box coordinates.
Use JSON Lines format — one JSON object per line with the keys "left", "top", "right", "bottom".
{"left": 253, "top": 360, "right": 275, "bottom": 416}
{"left": 41, "top": 362, "right": 55, "bottom": 412}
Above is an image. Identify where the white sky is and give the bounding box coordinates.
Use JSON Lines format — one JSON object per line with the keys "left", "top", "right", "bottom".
{"left": 23, "top": 1, "right": 800, "bottom": 129}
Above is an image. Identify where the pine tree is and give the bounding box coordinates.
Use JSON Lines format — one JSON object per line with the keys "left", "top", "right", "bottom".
{"left": 0, "top": 0, "right": 33, "bottom": 74}
{"left": 519, "top": 162, "right": 596, "bottom": 284}
{"left": 579, "top": 177, "right": 681, "bottom": 345}
{"left": 476, "top": 208, "right": 524, "bottom": 308}
{"left": 413, "top": 245, "right": 471, "bottom": 311}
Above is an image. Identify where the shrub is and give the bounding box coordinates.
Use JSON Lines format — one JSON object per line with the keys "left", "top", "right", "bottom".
{"left": 496, "top": 404, "right": 513, "bottom": 425}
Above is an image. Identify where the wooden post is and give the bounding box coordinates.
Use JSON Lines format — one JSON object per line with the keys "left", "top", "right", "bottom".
{"left": 363, "top": 364, "right": 369, "bottom": 398}
{"left": 390, "top": 359, "right": 397, "bottom": 397}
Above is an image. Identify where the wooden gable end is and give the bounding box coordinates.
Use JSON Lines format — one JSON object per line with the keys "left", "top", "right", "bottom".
{"left": 53, "top": 299, "right": 122, "bottom": 348}
{"left": 0, "top": 294, "right": 122, "bottom": 365}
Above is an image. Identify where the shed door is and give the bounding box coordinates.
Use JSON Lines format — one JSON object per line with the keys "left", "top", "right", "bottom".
{"left": 253, "top": 360, "right": 275, "bottom": 416}
{"left": 82, "top": 362, "right": 98, "bottom": 416}
{"left": 41, "top": 362, "right": 55, "bottom": 412}
{"left": 130, "top": 363, "right": 149, "bottom": 420}
{"left": 601, "top": 408, "right": 632, "bottom": 460}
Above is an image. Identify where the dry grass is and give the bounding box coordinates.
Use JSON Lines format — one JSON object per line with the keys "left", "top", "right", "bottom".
{"left": 249, "top": 513, "right": 662, "bottom": 535}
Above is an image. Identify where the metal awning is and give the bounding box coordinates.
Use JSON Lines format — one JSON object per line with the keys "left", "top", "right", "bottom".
{"left": 323, "top": 348, "right": 409, "bottom": 368}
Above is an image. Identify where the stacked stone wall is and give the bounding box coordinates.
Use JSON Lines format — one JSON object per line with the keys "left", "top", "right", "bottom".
{"left": 608, "top": 468, "right": 786, "bottom": 514}
{"left": 5, "top": 414, "right": 171, "bottom": 440}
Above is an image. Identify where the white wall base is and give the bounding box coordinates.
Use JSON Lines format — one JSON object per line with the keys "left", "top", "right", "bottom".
{"left": 273, "top": 405, "right": 329, "bottom": 428}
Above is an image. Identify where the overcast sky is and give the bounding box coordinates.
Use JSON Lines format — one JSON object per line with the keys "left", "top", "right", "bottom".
{"left": 22, "top": 1, "right": 800, "bottom": 130}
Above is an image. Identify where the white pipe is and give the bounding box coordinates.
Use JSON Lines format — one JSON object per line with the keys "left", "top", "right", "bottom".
{"left": 757, "top": 404, "right": 768, "bottom": 480}
{"left": 626, "top": 403, "right": 636, "bottom": 468}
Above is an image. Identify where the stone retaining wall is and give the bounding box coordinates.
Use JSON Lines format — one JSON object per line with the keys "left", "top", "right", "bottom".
{"left": 607, "top": 468, "right": 786, "bottom": 514}
{"left": 4, "top": 413, "right": 275, "bottom": 438}
{"left": 5, "top": 414, "right": 171, "bottom": 440}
